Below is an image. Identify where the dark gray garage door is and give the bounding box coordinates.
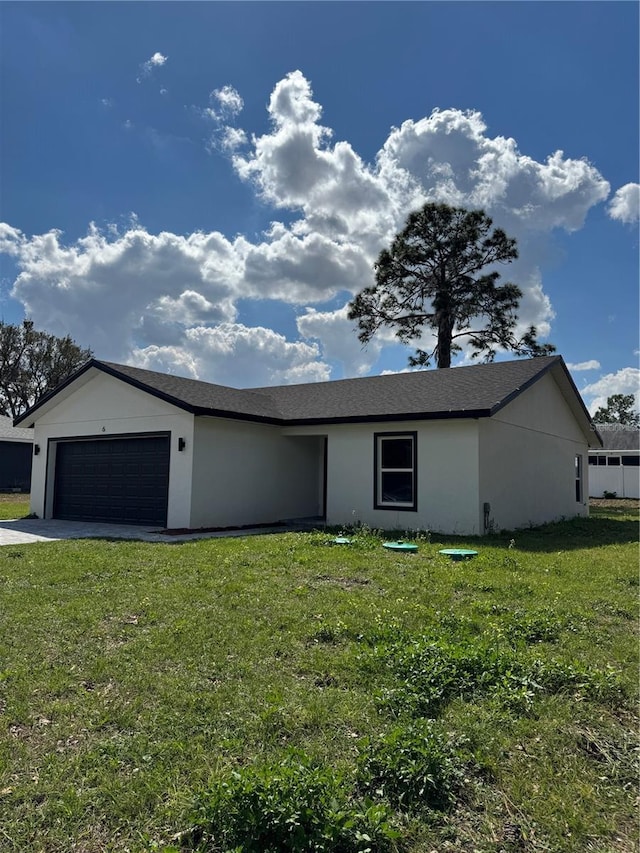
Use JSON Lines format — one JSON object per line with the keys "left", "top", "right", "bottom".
{"left": 53, "top": 435, "right": 170, "bottom": 525}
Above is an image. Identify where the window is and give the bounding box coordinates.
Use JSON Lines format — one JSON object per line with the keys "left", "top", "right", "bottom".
{"left": 575, "top": 454, "right": 583, "bottom": 503}
{"left": 374, "top": 432, "right": 417, "bottom": 511}
{"left": 622, "top": 455, "right": 640, "bottom": 466}
{"left": 607, "top": 456, "right": 620, "bottom": 466}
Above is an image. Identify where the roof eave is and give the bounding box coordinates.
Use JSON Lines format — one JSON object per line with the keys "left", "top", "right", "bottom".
{"left": 273, "top": 408, "right": 492, "bottom": 427}
{"left": 488, "top": 355, "right": 561, "bottom": 417}
{"left": 14, "top": 359, "right": 203, "bottom": 427}
{"left": 14, "top": 359, "right": 98, "bottom": 427}
{"left": 90, "top": 361, "right": 201, "bottom": 415}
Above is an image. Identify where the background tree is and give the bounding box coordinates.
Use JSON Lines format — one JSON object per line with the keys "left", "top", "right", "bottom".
{"left": 0, "top": 320, "right": 92, "bottom": 418}
{"left": 592, "top": 393, "right": 640, "bottom": 427}
{"left": 348, "top": 202, "right": 555, "bottom": 368}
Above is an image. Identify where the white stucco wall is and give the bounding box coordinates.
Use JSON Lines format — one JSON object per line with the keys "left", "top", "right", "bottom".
{"left": 479, "top": 372, "right": 590, "bottom": 532}
{"left": 29, "top": 370, "right": 195, "bottom": 527}
{"left": 190, "top": 417, "right": 323, "bottom": 528}
{"left": 286, "top": 419, "right": 481, "bottom": 535}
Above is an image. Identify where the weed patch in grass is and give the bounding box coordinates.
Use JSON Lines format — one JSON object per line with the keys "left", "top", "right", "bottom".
{"left": 361, "top": 626, "right": 627, "bottom": 719}
{"left": 181, "top": 750, "right": 400, "bottom": 852}
{"left": 356, "top": 720, "right": 470, "bottom": 813}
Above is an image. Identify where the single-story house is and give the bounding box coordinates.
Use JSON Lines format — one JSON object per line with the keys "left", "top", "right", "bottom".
{"left": 588, "top": 426, "right": 640, "bottom": 499}
{"left": 0, "top": 415, "right": 33, "bottom": 492}
{"left": 14, "top": 354, "right": 601, "bottom": 535}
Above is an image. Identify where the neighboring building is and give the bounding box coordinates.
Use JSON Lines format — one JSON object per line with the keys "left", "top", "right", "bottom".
{"left": 588, "top": 426, "right": 640, "bottom": 498}
{"left": 0, "top": 415, "right": 33, "bottom": 492}
{"left": 14, "top": 355, "right": 601, "bottom": 534}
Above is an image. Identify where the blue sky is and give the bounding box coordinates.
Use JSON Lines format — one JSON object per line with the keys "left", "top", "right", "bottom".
{"left": 0, "top": 1, "right": 638, "bottom": 412}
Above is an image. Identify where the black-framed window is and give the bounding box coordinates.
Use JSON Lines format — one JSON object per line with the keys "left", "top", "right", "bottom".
{"left": 374, "top": 432, "right": 417, "bottom": 511}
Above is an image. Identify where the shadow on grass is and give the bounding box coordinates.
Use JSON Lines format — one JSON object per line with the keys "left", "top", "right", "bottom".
{"left": 489, "top": 514, "right": 639, "bottom": 553}
{"left": 371, "top": 508, "right": 639, "bottom": 554}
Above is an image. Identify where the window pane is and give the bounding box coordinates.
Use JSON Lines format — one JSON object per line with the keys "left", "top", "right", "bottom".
{"left": 381, "top": 471, "right": 413, "bottom": 503}
{"left": 575, "top": 455, "right": 582, "bottom": 502}
{"left": 588, "top": 457, "right": 597, "bottom": 465}
{"left": 381, "top": 437, "right": 412, "bottom": 469}
{"left": 622, "top": 455, "right": 640, "bottom": 466}
{"left": 608, "top": 457, "right": 620, "bottom": 466}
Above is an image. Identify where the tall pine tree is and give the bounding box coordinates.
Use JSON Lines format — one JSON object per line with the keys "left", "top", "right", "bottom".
{"left": 348, "top": 202, "right": 555, "bottom": 368}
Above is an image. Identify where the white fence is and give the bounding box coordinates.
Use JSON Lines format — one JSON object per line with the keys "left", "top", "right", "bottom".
{"left": 589, "top": 463, "right": 640, "bottom": 499}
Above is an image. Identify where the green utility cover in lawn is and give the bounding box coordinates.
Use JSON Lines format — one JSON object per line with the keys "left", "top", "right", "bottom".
{"left": 383, "top": 541, "right": 418, "bottom": 552}
{"left": 439, "top": 548, "right": 478, "bottom": 561}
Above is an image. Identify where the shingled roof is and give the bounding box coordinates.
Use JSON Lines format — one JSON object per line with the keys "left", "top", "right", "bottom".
{"left": 594, "top": 426, "right": 640, "bottom": 452}
{"left": 15, "top": 354, "right": 595, "bottom": 435}
{"left": 249, "top": 356, "right": 564, "bottom": 422}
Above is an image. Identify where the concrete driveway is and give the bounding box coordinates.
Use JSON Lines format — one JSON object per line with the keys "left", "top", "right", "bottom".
{"left": 0, "top": 517, "right": 282, "bottom": 546}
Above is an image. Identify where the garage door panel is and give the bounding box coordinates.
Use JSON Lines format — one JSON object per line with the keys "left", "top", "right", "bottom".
{"left": 53, "top": 436, "right": 170, "bottom": 525}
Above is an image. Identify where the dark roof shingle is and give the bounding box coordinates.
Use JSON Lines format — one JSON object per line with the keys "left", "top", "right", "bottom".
{"left": 249, "top": 356, "right": 560, "bottom": 421}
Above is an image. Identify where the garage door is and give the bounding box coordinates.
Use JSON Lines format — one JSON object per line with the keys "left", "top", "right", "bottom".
{"left": 53, "top": 435, "right": 170, "bottom": 525}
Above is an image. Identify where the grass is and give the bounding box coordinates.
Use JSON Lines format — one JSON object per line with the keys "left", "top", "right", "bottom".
{"left": 0, "top": 502, "right": 637, "bottom": 852}
{"left": 0, "top": 492, "right": 30, "bottom": 520}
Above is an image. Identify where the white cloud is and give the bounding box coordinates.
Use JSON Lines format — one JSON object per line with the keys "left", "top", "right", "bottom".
{"left": 0, "top": 71, "right": 618, "bottom": 384}
{"left": 607, "top": 183, "right": 640, "bottom": 224}
{"left": 297, "top": 304, "right": 386, "bottom": 377}
{"left": 211, "top": 85, "right": 243, "bottom": 117}
{"left": 567, "top": 360, "right": 601, "bottom": 372}
{"left": 2, "top": 223, "right": 243, "bottom": 359}
{"left": 243, "top": 228, "right": 371, "bottom": 302}
{"left": 137, "top": 51, "right": 167, "bottom": 83}
{"left": 200, "top": 85, "right": 246, "bottom": 152}
{"left": 133, "top": 323, "right": 329, "bottom": 387}
{"left": 219, "top": 126, "right": 248, "bottom": 152}
{"left": 233, "top": 71, "right": 392, "bottom": 249}
{"left": 581, "top": 367, "right": 640, "bottom": 414}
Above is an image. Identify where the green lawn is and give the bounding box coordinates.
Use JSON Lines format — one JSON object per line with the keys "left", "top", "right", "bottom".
{"left": 0, "top": 504, "right": 638, "bottom": 852}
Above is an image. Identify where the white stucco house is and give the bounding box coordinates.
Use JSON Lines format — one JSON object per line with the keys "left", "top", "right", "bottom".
{"left": 588, "top": 426, "right": 640, "bottom": 499}
{"left": 14, "top": 355, "right": 601, "bottom": 535}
